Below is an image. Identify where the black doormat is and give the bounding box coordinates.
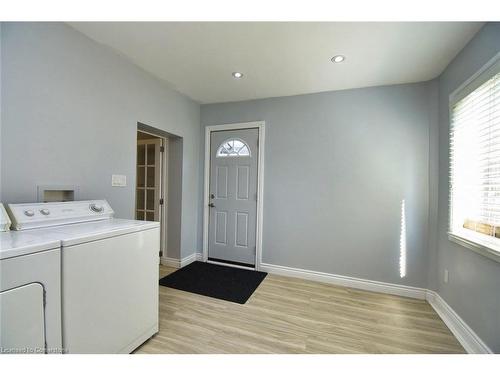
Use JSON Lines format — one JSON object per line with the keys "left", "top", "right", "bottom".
{"left": 159, "top": 261, "right": 267, "bottom": 304}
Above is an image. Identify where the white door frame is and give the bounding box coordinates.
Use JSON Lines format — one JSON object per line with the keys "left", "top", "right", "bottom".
{"left": 203, "top": 121, "right": 265, "bottom": 271}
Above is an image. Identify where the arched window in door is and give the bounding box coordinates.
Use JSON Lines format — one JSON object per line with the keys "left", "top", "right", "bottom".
{"left": 216, "top": 139, "right": 251, "bottom": 157}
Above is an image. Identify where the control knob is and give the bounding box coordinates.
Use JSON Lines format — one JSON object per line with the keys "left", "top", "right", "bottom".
{"left": 90, "top": 203, "right": 104, "bottom": 213}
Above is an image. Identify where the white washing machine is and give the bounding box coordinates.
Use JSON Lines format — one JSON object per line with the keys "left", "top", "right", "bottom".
{"left": 7, "top": 200, "right": 160, "bottom": 354}
{"left": 0, "top": 203, "right": 62, "bottom": 354}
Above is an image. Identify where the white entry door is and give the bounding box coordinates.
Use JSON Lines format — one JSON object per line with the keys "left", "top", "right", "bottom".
{"left": 208, "top": 128, "right": 259, "bottom": 266}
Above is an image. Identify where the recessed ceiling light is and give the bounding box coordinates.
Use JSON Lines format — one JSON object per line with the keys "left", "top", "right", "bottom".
{"left": 232, "top": 72, "right": 244, "bottom": 79}
{"left": 331, "top": 55, "right": 346, "bottom": 63}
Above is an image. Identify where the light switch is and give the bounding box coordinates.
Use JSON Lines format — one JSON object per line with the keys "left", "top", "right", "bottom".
{"left": 112, "top": 174, "right": 127, "bottom": 187}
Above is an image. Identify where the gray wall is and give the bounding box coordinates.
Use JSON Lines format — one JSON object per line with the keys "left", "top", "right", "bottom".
{"left": 426, "top": 79, "right": 440, "bottom": 291}
{"left": 434, "top": 23, "right": 500, "bottom": 352}
{"left": 0, "top": 23, "right": 3, "bottom": 201}
{"left": 167, "top": 137, "right": 183, "bottom": 259}
{"left": 0, "top": 22, "right": 202, "bottom": 258}
{"left": 202, "top": 82, "right": 435, "bottom": 288}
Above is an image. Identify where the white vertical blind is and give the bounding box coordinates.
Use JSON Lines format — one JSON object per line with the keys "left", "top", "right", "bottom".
{"left": 450, "top": 68, "right": 500, "bottom": 242}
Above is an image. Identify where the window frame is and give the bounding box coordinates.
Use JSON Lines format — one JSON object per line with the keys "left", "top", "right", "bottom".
{"left": 448, "top": 52, "right": 500, "bottom": 263}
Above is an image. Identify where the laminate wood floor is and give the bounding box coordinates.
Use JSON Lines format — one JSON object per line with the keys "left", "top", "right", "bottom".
{"left": 134, "top": 265, "right": 465, "bottom": 354}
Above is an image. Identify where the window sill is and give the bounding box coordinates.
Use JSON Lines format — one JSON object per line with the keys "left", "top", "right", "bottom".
{"left": 448, "top": 231, "right": 500, "bottom": 263}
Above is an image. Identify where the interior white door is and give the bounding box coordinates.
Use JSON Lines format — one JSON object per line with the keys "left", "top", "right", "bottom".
{"left": 208, "top": 128, "right": 259, "bottom": 266}
{"left": 136, "top": 138, "right": 162, "bottom": 222}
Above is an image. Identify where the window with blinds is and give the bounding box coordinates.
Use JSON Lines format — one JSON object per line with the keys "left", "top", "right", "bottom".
{"left": 450, "top": 58, "right": 500, "bottom": 253}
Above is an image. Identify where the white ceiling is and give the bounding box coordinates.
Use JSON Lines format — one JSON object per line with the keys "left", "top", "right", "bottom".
{"left": 69, "top": 22, "right": 483, "bottom": 104}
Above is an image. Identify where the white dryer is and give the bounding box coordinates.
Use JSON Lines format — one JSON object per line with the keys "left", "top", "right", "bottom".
{"left": 0, "top": 203, "right": 62, "bottom": 354}
{"left": 7, "top": 200, "right": 160, "bottom": 354}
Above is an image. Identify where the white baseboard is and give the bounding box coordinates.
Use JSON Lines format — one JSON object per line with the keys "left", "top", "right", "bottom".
{"left": 160, "top": 252, "right": 202, "bottom": 269}
{"left": 260, "top": 261, "right": 493, "bottom": 354}
{"left": 425, "top": 290, "right": 492, "bottom": 354}
{"left": 260, "top": 262, "right": 427, "bottom": 300}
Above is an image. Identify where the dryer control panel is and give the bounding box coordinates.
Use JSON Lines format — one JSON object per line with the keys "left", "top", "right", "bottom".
{"left": 0, "top": 204, "right": 12, "bottom": 232}
{"left": 6, "top": 200, "right": 114, "bottom": 231}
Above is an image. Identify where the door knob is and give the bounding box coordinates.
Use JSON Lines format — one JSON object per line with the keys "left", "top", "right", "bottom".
{"left": 208, "top": 203, "right": 215, "bottom": 208}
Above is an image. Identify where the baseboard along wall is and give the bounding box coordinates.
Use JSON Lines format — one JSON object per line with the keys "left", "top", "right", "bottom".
{"left": 160, "top": 252, "right": 203, "bottom": 269}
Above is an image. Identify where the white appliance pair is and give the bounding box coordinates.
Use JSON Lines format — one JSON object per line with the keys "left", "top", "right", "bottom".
{"left": 0, "top": 200, "right": 160, "bottom": 354}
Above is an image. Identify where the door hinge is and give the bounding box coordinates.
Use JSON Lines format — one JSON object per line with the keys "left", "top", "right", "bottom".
{"left": 160, "top": 146, "right": 165, "bottom": 153}
{"left": 159, "top": 198, "right": 164, "bottom": 205}
{"left": 43, "top": 290, "right": 47, "bottom": 307}
{"left": 159, "top": 250, "right": 163, "bottom": 257}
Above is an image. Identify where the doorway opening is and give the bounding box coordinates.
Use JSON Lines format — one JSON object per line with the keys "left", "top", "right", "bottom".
{"left": 136, "top": 130, "right": 168, "bottom": 257}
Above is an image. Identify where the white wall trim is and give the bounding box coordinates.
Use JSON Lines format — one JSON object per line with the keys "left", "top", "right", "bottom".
{"left": 425, "top": 290, "right": 492, "bottom": 354}
{"left": 202, "top": 121, "right": 265, "bottom": 271}
{"left": 161, "top": 252, "right": 202, "bottom": 269}
{"left": 260, "top": 262, "right": 427, "bottom": 300}
{"left": 449, "top": 51, "right": 500, "bottom": 104}
{"left": 260, "top": 261, "right": 493, "bottom": 353}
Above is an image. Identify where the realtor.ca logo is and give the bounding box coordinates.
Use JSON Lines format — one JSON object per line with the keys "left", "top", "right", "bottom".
{"left": 0, "top": 347, "right": 65, "bottom": 354}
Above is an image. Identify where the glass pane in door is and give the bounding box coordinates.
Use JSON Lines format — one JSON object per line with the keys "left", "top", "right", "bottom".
{"left": 136, "top": 189, "right": 145, "bottom": 210}
{"left": 137, "top": 145, "right": 146, "bottom": 165}
{"left": 136, "top": 210, "right": 145, "bottom": 220}
{"left": 147, "top": 167, "right": 155, "bottom": 187}
{"left": 147, "top": 144, "right": 156, "bottom": 165}
{"left": 146, "top": 189, "right": 155, "bottom": 210}
{"left": 137, "top": 167, "right": 145, "bottom": 188}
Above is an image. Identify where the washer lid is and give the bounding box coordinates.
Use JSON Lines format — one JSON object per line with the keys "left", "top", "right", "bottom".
{"left": 0, "top": 231, "right": 60, "bottom": 260}
{"left": 46, "top": 218, "right": 160, "bottom": 246}
{"left": 0, "top": 204, "right": 12, "bottom": 232}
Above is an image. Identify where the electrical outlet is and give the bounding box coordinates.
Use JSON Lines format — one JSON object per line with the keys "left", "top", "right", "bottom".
{"left": 444, "top": 269, "right": 449, "bottom": 284}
